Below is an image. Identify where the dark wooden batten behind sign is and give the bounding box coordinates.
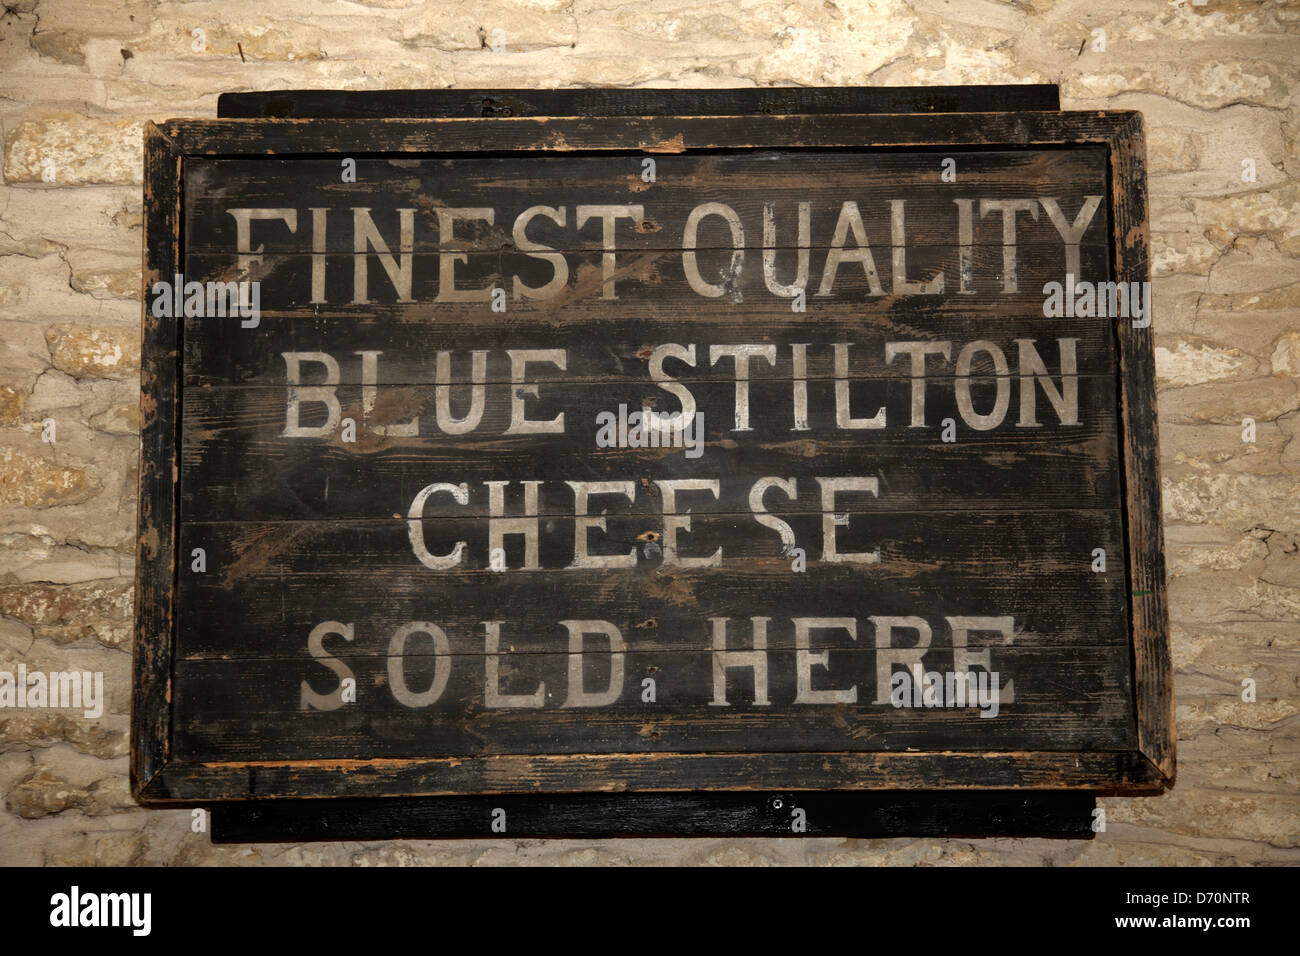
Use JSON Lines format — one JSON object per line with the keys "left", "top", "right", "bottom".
{"left": 133, "top": 86, "right": 1171, "bottom": 841}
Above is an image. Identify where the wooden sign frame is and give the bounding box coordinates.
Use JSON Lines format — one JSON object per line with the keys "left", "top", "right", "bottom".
{"left": 135, "top": 94, "right": 1172, "bottom": 822}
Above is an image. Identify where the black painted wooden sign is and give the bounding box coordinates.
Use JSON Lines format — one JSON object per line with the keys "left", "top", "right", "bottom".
{"left": 134, "top": 101, "right": 1172, "bottom": 811}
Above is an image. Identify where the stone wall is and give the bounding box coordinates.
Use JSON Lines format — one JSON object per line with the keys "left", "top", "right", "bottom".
{"left": 0, "top": 0, "right": 1295, "bottom": 866}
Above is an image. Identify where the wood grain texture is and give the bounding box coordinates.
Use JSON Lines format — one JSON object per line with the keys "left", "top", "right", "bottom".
{"left": 172, "top": 644, "right": 1134, "bottom": 760}
{"left": 135, "top": 106, "right": 1170, "bottom": 807}
{"left": 184, "top": 312, "right": 1116, "bottom": 387}
{"left": 178, "top": 376, "right": 1123, "bottom": 520}
{"left": 178, "top": 508, "right": 1128, "bottom": 585}
{"left": 132, "top": 123, "right": 182, "bottom": 800}
{"left": 215, "top": 85, "right": 1062, "bottom": 120}
{"left": 159, "top": 112, "right": 1134, "bottom": 156}
{"left": 181, "top": 150, "right": 1110, "bottom": 253}
{"left": 179, "top": 245, "right": 1112, "bottom": 310}
{"left": 140, "top": 750, "right": 1166, "bottom": 802}
{"left": 1107, "top": 113, "right": 1173, "bottom": 785}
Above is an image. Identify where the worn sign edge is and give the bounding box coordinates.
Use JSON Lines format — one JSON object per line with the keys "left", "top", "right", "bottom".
{"left": 132, "top": 109, "right": 1171, "bottom": 804}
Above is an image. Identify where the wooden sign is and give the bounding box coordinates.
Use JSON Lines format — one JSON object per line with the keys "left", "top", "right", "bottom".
{"left": 134, "top": 102, "right": 1172, "bottom": 811}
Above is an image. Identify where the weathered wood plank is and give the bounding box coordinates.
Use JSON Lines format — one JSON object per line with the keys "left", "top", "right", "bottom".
{"left": 132, "top": 123, "right": 182, "bottom": 801}
{"left": 176, "top": 243, "right": 1111, "bottom": 315}
{"left": 136, "top": 107, "right": 1169, "bottom": 808}
{"left": 178, "top": 376, "right": 1122, "bottom": 520}
{"left": 215, "top": 85, "right": 1062, "bottom": 120}
{"left": 1108, "top": 113, "right": 1173, "bottom": 785}
{"left": 179, "top": 508, "right": 1126, "bottom": 579}
{"left": 142, "top": 750, "right": 1165, "bottom": 802}
{"left": 171, "top": 644, "right": 1133, "bottom": 760}
{"left": 173, "top": 508, "right": 1131, "bottom": 663}
{"left": 182, "top": 150, "right": 1109, "bottom": 254}
{"left": 183, "top": 312, "right": 1117, "bottom": 387}
{"left": 159, "top": 112, "right": 1144, "bottom": 159}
